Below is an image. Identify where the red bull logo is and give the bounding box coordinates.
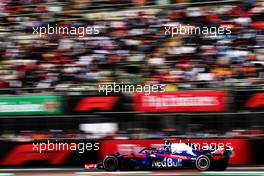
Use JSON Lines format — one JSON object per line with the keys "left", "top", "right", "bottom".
{"left": 152, "top": 158, "right": 182, "bottom": 168}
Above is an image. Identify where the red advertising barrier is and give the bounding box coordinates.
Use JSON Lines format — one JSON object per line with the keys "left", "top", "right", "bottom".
{"left": 133, "top": 91, "right": 227, "bottom": 112}
{"left": 99, "top": 139, "right": 251, "bottom": 165}
{"left": 234, "top": 90, "right": 264, "bottom": 111}
{"left": 65, "top": 95, "right": 129, "bottom": 115}
{"left": 0, "top": 140, "right": 99, "bottom": 166}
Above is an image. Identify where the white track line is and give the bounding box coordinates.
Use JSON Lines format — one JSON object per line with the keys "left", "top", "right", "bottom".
{"left": 76, "top": 171, "right": 152, "bottom": 175}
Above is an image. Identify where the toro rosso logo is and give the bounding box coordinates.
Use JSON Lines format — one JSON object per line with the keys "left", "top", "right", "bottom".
{"left": 152, "top": 158, "right": 182, "bottom": 168}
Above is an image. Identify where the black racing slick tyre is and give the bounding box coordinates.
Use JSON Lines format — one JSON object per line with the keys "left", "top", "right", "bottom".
{"left": 103, "top": 155, "right": 119, "bottom": 171}
{"left": 195, "top": 155, "right": 212, "bottom": 171}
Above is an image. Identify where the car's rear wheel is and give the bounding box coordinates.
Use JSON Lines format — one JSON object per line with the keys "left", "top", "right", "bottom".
{"left": 195, "top": 155, "right": 211, "bottom": 171}
{"left": 103, "top": 155, "right": 119, "bottom": 171}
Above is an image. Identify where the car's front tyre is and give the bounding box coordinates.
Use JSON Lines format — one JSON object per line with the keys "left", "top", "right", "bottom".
{"left": 195, "top": 155, "right": 211, "bottom": 171}
{"left": 103, "top": 155, "right": 119, "bottom": 171}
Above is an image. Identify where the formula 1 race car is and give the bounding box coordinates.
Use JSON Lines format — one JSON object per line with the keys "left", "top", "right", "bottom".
{"left": 85, "top": 144, "right": 232, "bottom": 171}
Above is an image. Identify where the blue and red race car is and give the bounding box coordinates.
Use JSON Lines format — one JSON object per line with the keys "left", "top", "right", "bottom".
{"left": 85, "top": 144, "right": 232, "bottom": 171}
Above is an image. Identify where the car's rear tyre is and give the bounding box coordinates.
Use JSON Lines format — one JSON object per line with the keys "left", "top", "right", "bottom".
{"left": 195, "top": 155, "right": 211, "bottom": 171}
{"left": 103, "top": 155, "right": 119, "bottom": 171}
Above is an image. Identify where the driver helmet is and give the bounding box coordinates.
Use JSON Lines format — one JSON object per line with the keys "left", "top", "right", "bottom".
{"left": 164, "top": 140, "right": 172, "bottom": 152}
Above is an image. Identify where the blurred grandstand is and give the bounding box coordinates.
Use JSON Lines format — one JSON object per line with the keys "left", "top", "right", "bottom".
{"left": 0, "top": 0, "right": 264, "bottom": 142}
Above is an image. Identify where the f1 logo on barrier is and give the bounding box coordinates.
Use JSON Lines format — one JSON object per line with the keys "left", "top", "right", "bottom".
{"left": 75, "top": 96, "right": 119, "bottom": 111}
{"left": 245, "top": 93, "right": 264, "bottom": 108}
{"left": 0, "top": 144, "right": 72, "bottom": 165}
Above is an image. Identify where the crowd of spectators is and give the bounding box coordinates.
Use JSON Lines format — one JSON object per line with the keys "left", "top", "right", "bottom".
{"left": 0, "top": 0, "right": 263, "bottom": 92}
{"left": 1, "top": 0, "right": 264, "bottom": 142}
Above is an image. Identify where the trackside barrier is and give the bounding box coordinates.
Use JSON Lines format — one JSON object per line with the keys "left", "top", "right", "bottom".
{"left": 0, "top": 140, "right": 99, "bottom": 166}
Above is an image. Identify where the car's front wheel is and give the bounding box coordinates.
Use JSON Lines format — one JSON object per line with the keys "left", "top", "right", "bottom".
{"left": 103, "top": 155, "right": 119, "bottom": 171}
{"left": 195, "top": 155, "right": 211, "bottom": 171}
